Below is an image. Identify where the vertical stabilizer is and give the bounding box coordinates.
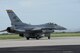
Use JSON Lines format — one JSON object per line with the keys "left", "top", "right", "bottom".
{"left": 6, "top": 10, "right": 23, "bottom": 25}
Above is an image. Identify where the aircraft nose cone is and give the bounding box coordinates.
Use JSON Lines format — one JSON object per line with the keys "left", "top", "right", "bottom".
{"left": 61, "top": 27, "right": 67, "bottom": 30}
{"left": 54, "top": 25, "right": 67, "bottom": 30}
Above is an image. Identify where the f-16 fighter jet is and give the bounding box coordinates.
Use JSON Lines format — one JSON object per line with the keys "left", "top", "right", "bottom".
{"left": 0, "top": 10, "right": 66, "bottom": 40}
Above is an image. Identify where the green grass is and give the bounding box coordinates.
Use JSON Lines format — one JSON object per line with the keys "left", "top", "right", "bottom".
{"left": 0, "top": 33, "right": 80, "bottom": 40}
{"left": 0, "top": 34, "right": 21, "bottom": 40}
{"left": 51, "top": 33, "right": 80, "bottom": 37}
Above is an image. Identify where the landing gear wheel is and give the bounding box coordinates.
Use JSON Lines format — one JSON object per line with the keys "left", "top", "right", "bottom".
{"left": 26, "top": 37, "right": 30, "bottom": 40}
{"left": 48, "top": 36, "right": 50, "bottom": 39}
{"left": 36, "top": 36, "right": 40, "bottom": 40}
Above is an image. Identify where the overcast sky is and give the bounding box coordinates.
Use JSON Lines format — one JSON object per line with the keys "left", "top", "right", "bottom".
{"left": 0, "top": 0, "right": 80, "bottom": 30}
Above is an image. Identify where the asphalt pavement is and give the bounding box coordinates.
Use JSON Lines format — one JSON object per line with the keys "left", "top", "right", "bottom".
{"left": 0, "top": 37, "right": 80, "bottom": 53}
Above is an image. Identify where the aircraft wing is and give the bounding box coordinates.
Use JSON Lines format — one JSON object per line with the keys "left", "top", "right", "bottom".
{"left": 14, "top": 29, "right": 25, "bottom": 32}
{"left": 32, "top": 28, "right": 42, "bottom": 31}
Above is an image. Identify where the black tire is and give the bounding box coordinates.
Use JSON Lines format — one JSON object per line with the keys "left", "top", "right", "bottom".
{"left": 36, "top": 36, "right": 40, "bottom": 40}
{"left": 19, "top": 34, "right": 24, "bottom": 37}
{"left": 48, "top": 36, "right": 50, "bottom": 39}
{"left": 26, "top": 37, "right": 30, "bottom": 40}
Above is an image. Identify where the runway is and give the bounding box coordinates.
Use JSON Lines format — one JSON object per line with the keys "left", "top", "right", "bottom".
{"left": 0, "top": 37, "right": 80, "bottom": 53}
{"left": 0, "top": 45, "right": 80, "bottom": 53}
{"left": 0, "top": 37, "right": 80, "bottom": 48}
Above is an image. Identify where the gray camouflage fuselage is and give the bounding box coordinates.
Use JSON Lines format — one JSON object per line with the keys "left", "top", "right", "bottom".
{"left": 2, "top": 10, "right": 66, "bottom": 40}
